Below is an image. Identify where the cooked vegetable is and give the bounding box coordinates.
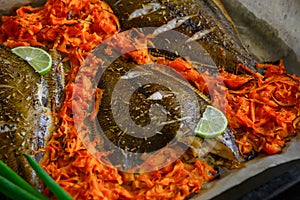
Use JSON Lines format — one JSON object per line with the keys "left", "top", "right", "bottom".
{"left": 24, "top": 154, "right": 73, "bottom": 200}
{"left": 199, "top": 60, "right": 300, "bottom": 157}
{"left": 228, "top": 61, "right": 300, "bottom": 156}
{"left": 293, "top": 116, "right": 300, "bottom": 130}
{"left": 0, "top": 0, "right": 119, "bottom": 83}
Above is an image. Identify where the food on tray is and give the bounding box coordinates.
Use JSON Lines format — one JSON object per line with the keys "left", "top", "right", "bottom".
{"left": 0, "top": 0, "right": 299, "bottom": 199}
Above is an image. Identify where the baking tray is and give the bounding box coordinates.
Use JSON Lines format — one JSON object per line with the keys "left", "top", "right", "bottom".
{"left": 213, "top": 159, "right": 300, "bottom": 200}
{"left": 1, "top": 0, "right": 300, "bottom": 199}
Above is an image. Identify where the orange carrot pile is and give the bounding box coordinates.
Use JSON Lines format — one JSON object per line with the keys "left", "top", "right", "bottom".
{"left": 0, "top": 0, "right": 217, "bottom": 199}
{"left": 160, "top": 57, "right": 300, "bottom": 157}
{"left": 222, "top": 61, "right": 300, "bottom": 156}
{"left": 0, "top": 0, "right": 119, "bottom": 82}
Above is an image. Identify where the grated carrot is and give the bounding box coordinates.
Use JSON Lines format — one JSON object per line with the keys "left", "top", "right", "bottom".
{"left": 161, "top": 58, "right": 300, "bottom": 157}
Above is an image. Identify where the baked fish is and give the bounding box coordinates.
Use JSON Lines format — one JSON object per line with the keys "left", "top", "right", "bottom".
{"left": 86, "top": 52, "right": 243, "bottom": 171}
{"left": 106, "top": 0, "right": 257, "bottom": 73}
{"left": 0, "top": 45, "right": 65, "bottom": 188}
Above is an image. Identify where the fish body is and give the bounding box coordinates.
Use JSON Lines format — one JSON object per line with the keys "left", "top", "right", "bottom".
{"left": 0, "top": 45, "right": 65, "bottom": 187}
{"left": 94, "top": 53, "right": 242, "bottom": 171}
{"left": 106, "top": 0, "right": 257, "bottom": 73}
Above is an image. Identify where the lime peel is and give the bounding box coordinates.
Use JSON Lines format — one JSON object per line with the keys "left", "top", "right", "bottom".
{"left": 195, "top": 105, "right": 228, "bottom": 138}
{"left": 11, "top": 46, "right": 52, "bottom": 75}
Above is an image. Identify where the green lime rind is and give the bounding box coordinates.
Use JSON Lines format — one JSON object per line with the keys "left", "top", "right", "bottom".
{"left": 195, "top": 105, "right": 228, "bottom": 138}
{"left": 11, "top": 46, "right": 52, "bottom": 75}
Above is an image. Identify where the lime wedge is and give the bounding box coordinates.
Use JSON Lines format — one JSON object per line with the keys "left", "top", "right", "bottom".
{"left": 195, "top": 105, "right": 228, "bottom": 138}
{"left": 12, "top": 46, "right": 52, "bottom": 75}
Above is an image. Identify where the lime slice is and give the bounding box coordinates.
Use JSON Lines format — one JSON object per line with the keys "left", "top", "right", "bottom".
{"left": 195, "top": 105, "right": 228, "bottom": 138}
{"left": 12, "top": 46, "right": 52, "bottom": 75}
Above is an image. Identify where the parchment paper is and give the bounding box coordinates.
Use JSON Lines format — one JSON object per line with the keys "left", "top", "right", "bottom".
{"left": 196, "top": 134, "right": 300, "bottom": 199}
{"left": 0, "top": 0, "right": 45, "bottom": 16}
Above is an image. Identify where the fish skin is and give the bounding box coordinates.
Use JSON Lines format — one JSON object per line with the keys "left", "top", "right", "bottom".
{"left": 94, "top": 54, "right": 242, "bottom": 170}
{"left": 106, "top": 0, "right": 257, "bottom": 73}
{"left": 98, "top": 56, "right": 206, "bottom": 151}
{"left": 0, "top": 45, "right": 65, "bottom": 188}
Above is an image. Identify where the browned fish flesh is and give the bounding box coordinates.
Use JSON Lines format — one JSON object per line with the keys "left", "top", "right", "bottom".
{"left": 0, "top": 44, "right": 65, "bottom": 188}
{"left": 87, "top": 50, "right": 243, "bottom": 171}
{"left": 105, "top": 0, "right": 257, "bottom": 74}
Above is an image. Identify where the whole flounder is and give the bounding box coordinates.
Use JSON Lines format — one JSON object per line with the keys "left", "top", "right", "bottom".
{"left": 94, "top": 54, "right": 243, "bottom": 171}
{"left": 106, "top": 0, "right": 257, "bottom": 73}
{"left": 0, "top": 45, "right": 65, "bottom": 188}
